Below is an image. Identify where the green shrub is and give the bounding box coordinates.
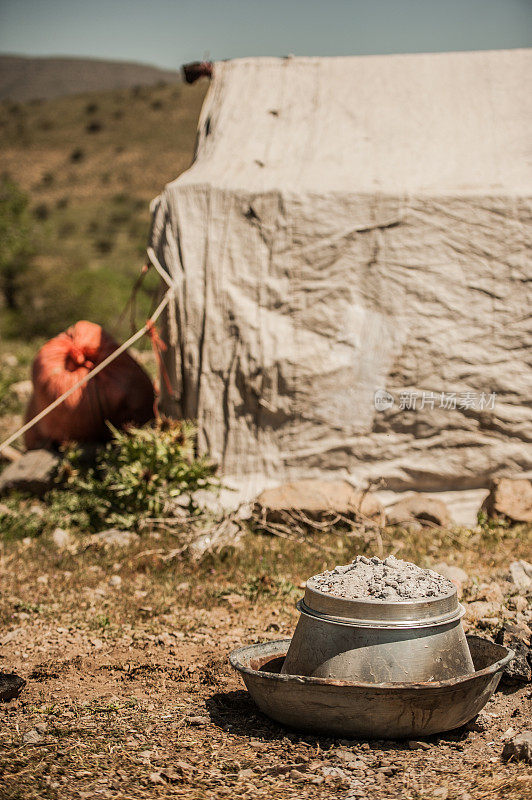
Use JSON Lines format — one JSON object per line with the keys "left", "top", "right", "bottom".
{"left": 54, "top": 419, "right": 218, "bottom": 531}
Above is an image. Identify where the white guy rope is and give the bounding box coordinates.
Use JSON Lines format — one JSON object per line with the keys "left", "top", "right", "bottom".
{"left": 146, "top": 247, "right": 175, "bottom": 289}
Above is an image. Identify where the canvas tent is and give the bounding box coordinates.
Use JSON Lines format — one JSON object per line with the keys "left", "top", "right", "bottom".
{"left": 149, "top": 49, "right": 532, "bottom": 501}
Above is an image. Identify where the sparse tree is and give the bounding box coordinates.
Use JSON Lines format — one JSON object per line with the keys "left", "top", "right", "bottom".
{"left": 0, "top": 175, "right": 33, "bottom": 309}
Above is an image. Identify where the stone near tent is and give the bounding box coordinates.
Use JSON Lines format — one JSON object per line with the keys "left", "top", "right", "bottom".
{"left": 0, "top": 449, "right": 60, "bottom": 496}
{"left": 254, "top": 479, "right": 385, "bottom": 524}
{"left": 495, "top": 623, "right": 532, "bottom": 684}
{"left": 386, "top": 495, "right": 453, "bottom": 528}
{"left": 481, "top": 478, "right": 532, "bottom": 524}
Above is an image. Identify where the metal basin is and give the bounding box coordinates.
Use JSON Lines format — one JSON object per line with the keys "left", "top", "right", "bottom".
{"left": 281, "top": 583, "right": 474, "bottom": 683}
{"left": 230, "top": 636, "right": 513, "bottom": 739}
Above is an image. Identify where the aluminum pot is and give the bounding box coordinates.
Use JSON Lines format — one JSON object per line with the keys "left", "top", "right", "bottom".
{"left": 281, "top": 582, "right": 474, "bottom": 683}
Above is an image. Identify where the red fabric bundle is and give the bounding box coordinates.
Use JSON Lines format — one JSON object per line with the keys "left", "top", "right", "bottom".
{"left": 25, "top": 321, "right": 155, "bottom": 449}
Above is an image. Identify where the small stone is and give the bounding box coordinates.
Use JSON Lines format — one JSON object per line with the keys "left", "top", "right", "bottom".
{"left": 3, "top": 354, "right": 18, "bottom": 367}
{"left": 191, "top": 488, "right": 225, "bottom": 516}
{"left": 322, "top": 765, "right": 348, "bottom": 779}
{"left": 237, "top": 767, "right": 254, "bottom": 779}
{"left": 0, "top": 449, "right": 60, "bottom": 496}
{"left": 91, "top": 529, "right": 138, "bottom": 548}
{"left": 254, "top": 479, "right": 385, "bottom": 524}
{"left": 109, "top": 575, "right": 122, "bottom": 588}
{"left": 509, "top": 560, "right": 532, "bottom": 593}
{"left": 477, "top": 582, "right": 505, "bottom": 603}
{"left": 433, "top": 563, "right": 468, "bottom": 595}
{"left": 34, "top": 722, "right": 47, "bottom": 734}
{"left": 52, "top": 528, "right": 73, "bottom": 550}
{"left": 466, "top": 711, "right": 491, "bottom": 732}
{"left": 408, "top": 740, "right": 431, "bottom": 750}
{"left": 512, "top": 596, "right": 528, "bottom": 613}
{"left": 386, "top": 495, "right": 453, "bottom": 528}
{"left": 0, "top": 672, "right": 26, "bottom": 702}
{"left": 333, "top": 747, "right": 358, "bottom": 761}
{"left": 289, "top": 769, "right": 306, "bottom": 780}
{"left": 161, "top": 766, "right": 187, "bottom": 783}
{"left": 149, "top": 772, "right": 164, "bottom": 784}
{"left": 501, "top": 731, "right": 532, "bottom": 763}
{"left": 187, "top": 715, "right": 209, "bottom": 726}
{"left": 172, "top": 761, "right": 194, "bottom": 778}
{"left": 477, "top": 617, "right": 500, "bottom": 630}
{"left": 481, "top": 478, "right": 532, "bottom": 524}
{"left": 495, "top": 623, "right": 532, "bottom": 684}
{"left": 10, "top": 380, "right": 33, "bottom": 402}
{"left": 465, "top": 600, "right": 499, "bottom": 622}
{"left": 23, "top": 728, "right": 42, "bottom": 744}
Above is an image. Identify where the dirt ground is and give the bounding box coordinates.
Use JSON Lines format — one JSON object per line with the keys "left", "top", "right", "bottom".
{"left": 0, "top": 523, "right": 531, "bottom": 800}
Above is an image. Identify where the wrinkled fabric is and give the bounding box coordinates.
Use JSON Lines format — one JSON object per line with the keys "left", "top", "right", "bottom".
{"left": 150, "top": 51, "right": 532, "bottom": 493}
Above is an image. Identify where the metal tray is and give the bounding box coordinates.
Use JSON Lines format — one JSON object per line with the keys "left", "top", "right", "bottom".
{"left": 230, "top": 635, "right": 513, "bottom": 739}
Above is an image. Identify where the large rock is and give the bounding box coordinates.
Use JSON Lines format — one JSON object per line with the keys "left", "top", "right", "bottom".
{"left": 386, "top": 495, "right": 453, "bottom": 527}
{"left": 494, "top": 623, "right": 532, "bottom": 684}
{"left": 254, "top": 480, "right": 385, "bottom": 524}
{"left": 481, "top": 477, "right": 532, "bottom": 523}
{"left": 0, "top": 449, "right": 60, "bottom": 496}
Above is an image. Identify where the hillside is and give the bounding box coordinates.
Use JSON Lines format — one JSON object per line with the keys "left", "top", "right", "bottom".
{"left": 0, "top": 78, "right": 207, "bottom": 339}
{"left": 0, "top": 55, "right": 182, "bottom": 102}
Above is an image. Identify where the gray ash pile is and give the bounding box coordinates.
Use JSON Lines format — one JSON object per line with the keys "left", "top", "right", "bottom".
{"left": 308, "top": 555, "right": 453, "bottom": 601}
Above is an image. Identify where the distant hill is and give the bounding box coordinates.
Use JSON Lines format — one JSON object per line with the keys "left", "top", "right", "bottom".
{"left": 0, "top": 76, "right": 207, "bottom": 338}
{"left": 0, "top": 54, "right": 181, "bottom": 101}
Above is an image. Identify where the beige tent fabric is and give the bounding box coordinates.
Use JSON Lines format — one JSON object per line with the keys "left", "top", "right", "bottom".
{"left": 150, "top": 50, "right": 532, "bottom": 495}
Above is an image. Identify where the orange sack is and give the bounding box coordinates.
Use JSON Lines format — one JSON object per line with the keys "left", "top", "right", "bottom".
{"left": 25, "top": 321, "right": 155, "bottom": 450}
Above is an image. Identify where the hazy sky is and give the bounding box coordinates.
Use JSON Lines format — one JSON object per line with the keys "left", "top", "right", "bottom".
{"left": 0, "top": 0, "right": 531, "bottom": 70}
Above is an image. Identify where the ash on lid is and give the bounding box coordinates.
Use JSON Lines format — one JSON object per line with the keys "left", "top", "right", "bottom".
{"left": 308, "top": 555, "right": 454, "bottom": 601}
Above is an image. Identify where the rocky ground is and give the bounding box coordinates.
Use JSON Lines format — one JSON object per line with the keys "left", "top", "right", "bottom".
{"left": 0, "top": 520, "right": 531, "bottom": 800}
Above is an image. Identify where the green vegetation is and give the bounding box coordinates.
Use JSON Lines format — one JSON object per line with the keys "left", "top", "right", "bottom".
{"left": 0, "top": 80, "right": 206, "bottom": 339}
{"left": 59, "top": 419, "right": 218, "bottom": 530}
{"left": 0, "top": 175, "right": 34, "bottom": 310}
{"left": 0, "top": 420, "right": 218, "bottom": 538}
